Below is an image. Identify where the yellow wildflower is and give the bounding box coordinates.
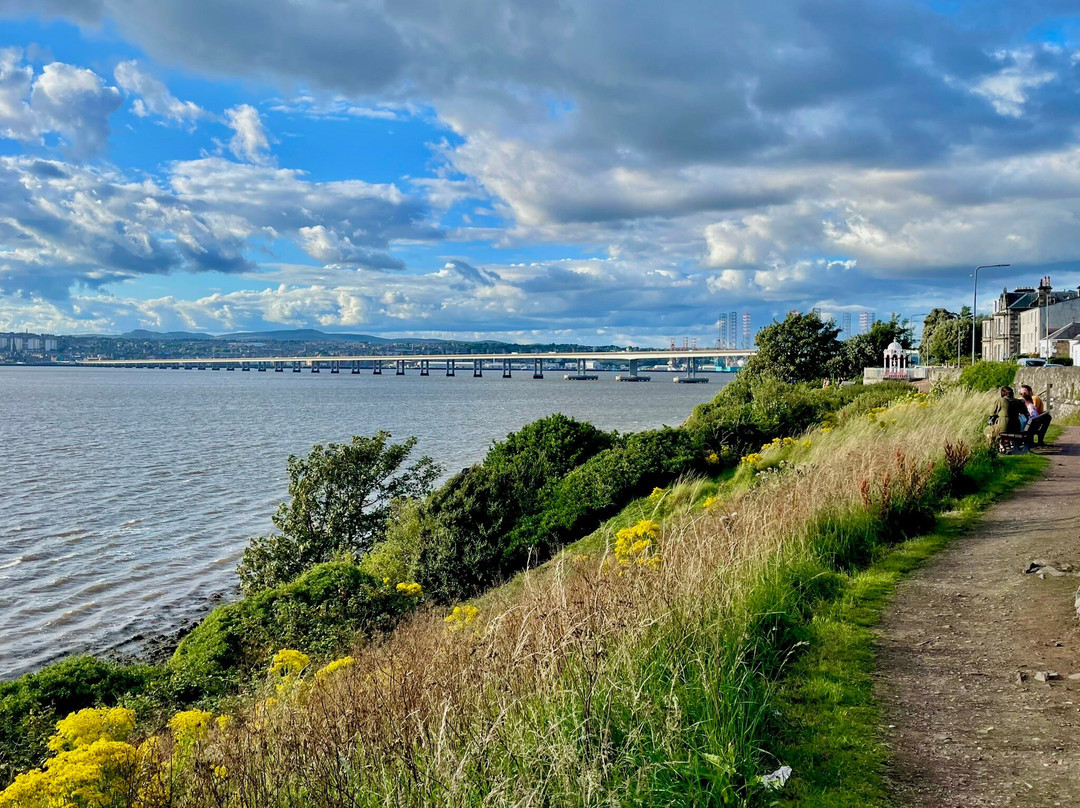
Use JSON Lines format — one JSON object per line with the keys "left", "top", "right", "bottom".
{"left": 820, "top": 426, "right": 833, "bottom": 434}
{"left": 702, "top": 496, "right": 718, "bottom": 509}
{"left": 396, "top": 581, "right": 423, "bottom": 597}
{"left": 802, "top": 440, "right": 812, "bottom": 448}
{"left": 49, "top": 706, "right": 136, "bottom": 752}
{"left": 213, "top": 765, "right": 228, "bottom": 780}
{"left": 705, "top": 451, "right": 720, "bottom": 465}
{"left": 649, "top": 487, "right": 665, "bottom": 501}
{"left": 315, "top": 656, "right": 356, "bottom": 679}
{"left": 613, "top": 520, "right": 661, "bottom": 567}
{"left": 741, "top": 453, "right": 764, "bottom": 465}
{"left": 216, "top": 715, "right": 232, "bottom": 731}
{"left": 444, "top": 604, "right": 480, "bottom": 631}
{"left": 1, "top": 738, "right": 138, "bottom": 807}
{"left": 168, "top": 710, "right": 214, "bottom": 744}
{"left": 269, "top": 649, "right": 311, "bottom": 677}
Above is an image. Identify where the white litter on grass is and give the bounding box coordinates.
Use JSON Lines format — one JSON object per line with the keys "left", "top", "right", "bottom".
{"left": 760, "top": 765, "right": 792, "bottom": 790}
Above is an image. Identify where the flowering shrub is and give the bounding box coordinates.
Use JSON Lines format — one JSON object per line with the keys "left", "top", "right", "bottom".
{"left": 648, "top": 487, "right": 665, "bottom": 501}
{"left": 705, "top": 451, "right": 720, "bottom": 466}
{"left": 444, "top": 605, "right": 480, "bottom": 631}
{"left": 48, "top": 707, "right": 135, "bottom": 753}
{"left": 269, "top": 649, "right": 311, "bottom": 678}
{"left": 0, "top": 708, "right": 140, "bottom": 808}
{"left": 315, "top": 656, "right": 355, "bottom": 679}
{"left": 613, "top": 520, "right": 662, "bottom": 569}
{"left": 396, "top": 582, "right": 423, "bottom": 597}
{"left": 168, "top": 710, "right": 214, "bottom": 745}
{"left": 741, "top": 453, "right": 764, "bottom": 465}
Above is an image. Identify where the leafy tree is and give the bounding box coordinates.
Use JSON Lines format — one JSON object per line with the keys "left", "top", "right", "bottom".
{"left": 238, "top": 432, "right": 440, "bottom": 594}
{"left": 838, "top": 316, "right": 914, "bottom": 377}
{"left": 743, "top": 311, "right": 843, "bottom": 383}
{"left": 924, "top": 316, "right": 973, "bottom": 365}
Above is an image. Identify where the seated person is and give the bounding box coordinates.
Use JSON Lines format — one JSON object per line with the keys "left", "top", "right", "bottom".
{"left": 988, "top": 386, "right": 1026, "bottom": 441}
{"left": 1020, "top": 384, "right": 1052, "bottom": 445}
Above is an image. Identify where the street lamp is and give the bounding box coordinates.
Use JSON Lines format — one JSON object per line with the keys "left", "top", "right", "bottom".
{"left": 909, "top": 313, "right": 927, "bottom": 366}
{"left": 972, "top": 264, "right": 1010, "bottom": 365}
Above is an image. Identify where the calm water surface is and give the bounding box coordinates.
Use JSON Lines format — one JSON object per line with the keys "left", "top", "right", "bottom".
{"left": 0, "top": 366, "right": 725, "bottom": 679}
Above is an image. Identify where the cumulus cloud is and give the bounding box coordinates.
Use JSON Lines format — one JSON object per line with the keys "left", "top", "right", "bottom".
{"left": 0, "top": 49, "right": 120, "bottom": 158}
{"left": 225, "top": 104, "right": 271, "bottom": 164}
{"left": 0, "top": 155, "right": 441, "bottom": 299}
{"left": 114, "top": 60, "right": 205, "bottom": 124}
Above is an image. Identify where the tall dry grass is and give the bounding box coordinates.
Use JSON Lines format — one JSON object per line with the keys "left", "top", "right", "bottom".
{"left": 145, "top": 389, "right": 993, "bottom": 807}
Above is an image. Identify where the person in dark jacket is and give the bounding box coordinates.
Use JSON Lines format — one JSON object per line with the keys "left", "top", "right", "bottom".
{"left": 989, "top": 386, "right": 1027, "bottom": 435}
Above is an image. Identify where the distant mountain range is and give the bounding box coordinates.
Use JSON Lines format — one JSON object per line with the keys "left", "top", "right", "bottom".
{"left": 119, "top": 328, "right": 450, "bottom": 344}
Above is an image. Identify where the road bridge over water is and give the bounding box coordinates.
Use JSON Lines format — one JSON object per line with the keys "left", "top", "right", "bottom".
{"left": 81, "top": 349, "right": 757, "bottom": 383}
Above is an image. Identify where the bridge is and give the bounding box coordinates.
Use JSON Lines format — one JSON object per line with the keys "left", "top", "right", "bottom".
{"left": 80, "top": 348, "right": 757, "bottom": 383}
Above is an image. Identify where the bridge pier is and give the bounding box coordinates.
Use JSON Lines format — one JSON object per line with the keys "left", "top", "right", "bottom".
{"left": 617, "top": 358, "right": 651, "bottom": 382}
{"left": 330, "top": 361, "right": 340, "bottom": 374}
{"left": 257, "top": 362, "right": 266, "bottom": 371}
{"left": 275, "top": 362, "right": 283, "bottom": 372}
{"left": 446, "top": 360, "right": 455, "bottom": 377}
{"left": 242, "top": 362, "right": 250, "bottom": 371}
{"left": 351, "top": 361, "right": 360, "bottom": 374}
{"left": 311, "top": 362, "right": 320, "bottom": 373}
{"left": 533, "top": 358, "right": 543, "bottom": 379}
{"left": 674, "top": 356, "right": 709, "bottom": 383}
{"left": 396, "top": 360, "right": 405, "bottom": 376}
{"left": 373, "top": 361, "right": 382, "bottom": 375}
{"left": 473, "top": 359, "right": 482, "bottom": 378}
{"left": 292, "top": 361, "right": 301, "bottom": 372}
{"left": 420, "top": 360, "right": 429, "bottom": 376}
{"left": 564, "top": 358, "right": 598, "bottom": 381}
{"left": 502, "top": 358, "right": 511, "bottom": 378}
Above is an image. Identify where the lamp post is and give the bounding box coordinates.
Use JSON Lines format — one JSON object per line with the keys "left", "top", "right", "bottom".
{"left": 972, "top": 264, "right": 1010, "bottom": 365}
{"left": 910, "top": 313, "right": 927, "bottom": 366}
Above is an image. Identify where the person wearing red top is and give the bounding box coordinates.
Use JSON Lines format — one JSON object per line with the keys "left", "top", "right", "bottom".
{"left": 1020, "top": 384, "right": 1052, "bottom": 446}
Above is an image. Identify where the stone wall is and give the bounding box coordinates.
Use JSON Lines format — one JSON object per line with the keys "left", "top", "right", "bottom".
{"left": 1016, "top": 367, "right": 1080, "bottom": 418}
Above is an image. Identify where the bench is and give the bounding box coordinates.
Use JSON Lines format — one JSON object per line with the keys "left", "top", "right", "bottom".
{"left": 997, "top": 432, "right": 1030, "bottom": 455}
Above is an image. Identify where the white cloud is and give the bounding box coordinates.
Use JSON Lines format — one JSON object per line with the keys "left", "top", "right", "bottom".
{"left": 969, "top": 50, "right": 1056, "bottom": 118}
{"left": 114, "top": 60, "right": 205, "bottom": 124}
{"left": 0, "top": 50, "right": 120, "bottom": 158}
{"left": 225, "top": 104, "right": 271, "bottom": 164}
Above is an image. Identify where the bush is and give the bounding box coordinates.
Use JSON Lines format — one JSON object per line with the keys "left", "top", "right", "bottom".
{"left": 171, "top": 561, "right": 416, "bottom": 687}
{"left": 958, "top": 361, "right": 1017, "bottom": 392}
{"left": 412, "top": 415, "right": 615, "bottom": 603}
{"left": 0, "top": 657, "right": 159, "bottom": 788}
{"left": 237, "top": 433, "right": 440, "bottom": 595}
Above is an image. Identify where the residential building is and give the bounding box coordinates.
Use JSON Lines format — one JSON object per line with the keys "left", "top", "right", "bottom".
{"left": 1019, "top": 294, "right": 1080, "bottom": 356}
{"left": 981, "top": 277, "right": 1077, "bottom": 361}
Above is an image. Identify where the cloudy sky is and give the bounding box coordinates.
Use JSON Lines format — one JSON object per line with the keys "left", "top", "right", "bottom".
{"left": 0, "top": 1, "right": 1078, "bottom": 344}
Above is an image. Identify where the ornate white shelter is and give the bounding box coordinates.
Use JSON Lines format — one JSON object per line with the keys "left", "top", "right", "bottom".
{"left": 883, "top": 340, "right": 909, "bottom": 380}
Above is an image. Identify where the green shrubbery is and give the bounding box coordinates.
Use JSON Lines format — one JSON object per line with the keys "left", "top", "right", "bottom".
{"left": 171, "top": 561, "right": 417, "bottom": 688}
{"left": 958, "top": 360, "right": 1017, "bottom": 392}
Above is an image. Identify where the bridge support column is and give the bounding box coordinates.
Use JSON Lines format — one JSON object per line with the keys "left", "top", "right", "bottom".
{"left": 420, "top": 360, "right": 429, "bottom": 376}
{"left": 242, "top": 362, "right": 250, "bottom": 371}
{"left": 351, "top": 361, "right": 360, "bottom": 374}
{"left": 330, "top": 361, "right": 340, "bottom": 374}
{"left": 473, "top": 359, "right": 482, "bottom": 377}
{"left": 292, "top": 361, "right": 301, "bottom": 372}
{"left": 373, "top": 361, "right": 382, "bottom": 375}
{"left": 275, "top": 362, "right": 283, "bottom": 372}
{"left": 396, "top": 359, "right": 405, "bottom": 376}
{"left": 257, "top": 362, "right": 266, "bottom": 371}
{"left": 311, "top": 362, "right": 320, "bottom": 373}
{"left": 446, "top": 360, "right": 455, "bottom": 377}
{"left": 533, "top": 358, "right": 543, "bottom": 379}
{"left": 502, "top": 358, "right": 511, "bottom": 378}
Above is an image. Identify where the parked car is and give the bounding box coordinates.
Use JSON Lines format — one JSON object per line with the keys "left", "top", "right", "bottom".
{"left": 1017, "top": 358, "right": 1046, "bottom": 367}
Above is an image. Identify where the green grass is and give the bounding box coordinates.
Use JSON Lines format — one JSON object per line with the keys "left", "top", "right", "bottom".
{"left": 769, "top": 451, "right": 1048, "bottom": 806}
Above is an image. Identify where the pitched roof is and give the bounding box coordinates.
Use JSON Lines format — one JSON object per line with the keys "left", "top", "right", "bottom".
{"left": 1046, "top": 322, "right": 1080, "bottom": 341}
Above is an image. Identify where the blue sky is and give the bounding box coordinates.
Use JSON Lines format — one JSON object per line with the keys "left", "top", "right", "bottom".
{"left": 0, "top": 1, "right": 1078, "bottom": 345}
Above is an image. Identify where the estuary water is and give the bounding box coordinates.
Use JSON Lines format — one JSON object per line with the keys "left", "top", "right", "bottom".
{"left": 0, "top": 365, "right": 725, "bottom": 680}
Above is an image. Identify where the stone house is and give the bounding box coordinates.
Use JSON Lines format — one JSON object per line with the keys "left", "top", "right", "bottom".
{"left": 982, "top": 277, "right": 1078, "bottom": 361}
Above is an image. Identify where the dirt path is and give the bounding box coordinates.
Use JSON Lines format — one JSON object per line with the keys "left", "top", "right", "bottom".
{"left": 876, "top": 428, "right": 1080, "bottom": 808}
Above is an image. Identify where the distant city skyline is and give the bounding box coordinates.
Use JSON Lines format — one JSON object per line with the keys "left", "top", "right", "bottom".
{"left": 0, "top": 3, "right": 1078, "bottom": 344}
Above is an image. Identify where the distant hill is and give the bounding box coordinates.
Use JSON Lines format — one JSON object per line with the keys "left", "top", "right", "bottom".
{"left": 221, "top": 329, "right": 397, "bottom": 343}
{"left": 120, "top": 329, "right": 215, "bottom": 341}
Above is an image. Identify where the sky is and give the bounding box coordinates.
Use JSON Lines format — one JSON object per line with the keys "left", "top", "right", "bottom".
{"left": 0, "top": 1, "right": 1078, "bottom": 345}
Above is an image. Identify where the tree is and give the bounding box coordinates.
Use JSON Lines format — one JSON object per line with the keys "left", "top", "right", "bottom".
{"left": 838, "top": 316, "right": 914, "bottom": 377}
{"left": 238, "top": 432, "right": 441, "bottom": 594}
{"left": 743, "top": 311, "right": 843, "bottom": 383}
{"left": 924, "top": 317, "right": 973, "bottom": 365}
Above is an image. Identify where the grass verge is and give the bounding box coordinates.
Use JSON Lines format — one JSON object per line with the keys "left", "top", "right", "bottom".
{"left": 769, "top": 450, "right": 1049, "bottom": 806}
